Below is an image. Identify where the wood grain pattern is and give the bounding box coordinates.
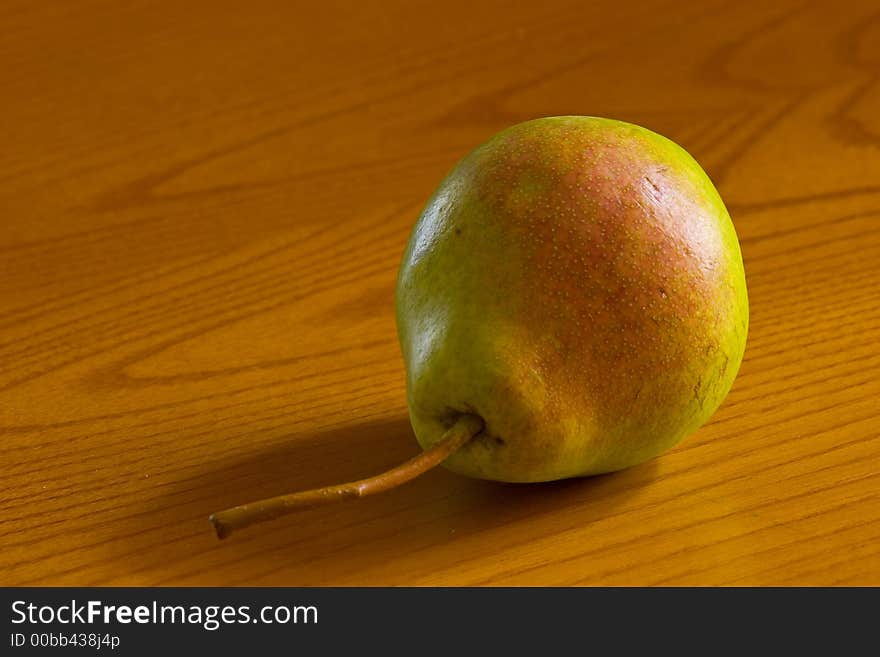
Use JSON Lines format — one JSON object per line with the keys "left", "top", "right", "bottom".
{"left": 1, "top": 0, "right": 879, "bottom": 586}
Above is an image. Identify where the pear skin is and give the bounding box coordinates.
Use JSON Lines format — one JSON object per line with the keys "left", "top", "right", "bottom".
{"left": 395, "top": 116, "right": 749, "bottom": 482}
{"left": 209, "top": 115, "right": 750, "bottom": 538}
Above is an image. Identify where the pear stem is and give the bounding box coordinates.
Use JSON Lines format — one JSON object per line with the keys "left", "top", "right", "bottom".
{"left": 209, "top": 414, "right": 484, "bottom": 539}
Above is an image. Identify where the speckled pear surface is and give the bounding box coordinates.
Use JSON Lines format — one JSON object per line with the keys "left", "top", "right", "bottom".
{"left": 395, "top": 116, "right": 749, "bottom": 483}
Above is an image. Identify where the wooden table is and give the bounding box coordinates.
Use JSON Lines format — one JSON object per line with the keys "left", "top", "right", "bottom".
{"left": 2, "top": 0, "right": 878, "bottom": 586}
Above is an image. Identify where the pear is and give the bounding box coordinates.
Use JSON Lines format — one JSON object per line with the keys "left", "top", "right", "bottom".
{"left": 209, "top": 116, "right": 748, "bottom": 538}
{"left": 396, "top": 116, "right": 748, "bottom": 482}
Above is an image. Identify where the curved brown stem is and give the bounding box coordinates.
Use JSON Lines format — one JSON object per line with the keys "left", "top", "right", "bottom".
{"left": 209, "top": 414, "right": 483, "bottom": 539}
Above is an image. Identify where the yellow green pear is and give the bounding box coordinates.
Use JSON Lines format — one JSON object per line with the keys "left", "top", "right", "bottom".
{"left": 209, "top": 116, "right": 749, "bottom": 538}
{"left": 395, "top": 116, "right": 749, "bottom": 482}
